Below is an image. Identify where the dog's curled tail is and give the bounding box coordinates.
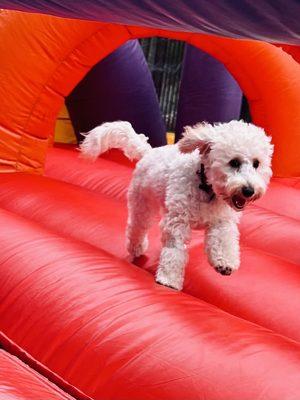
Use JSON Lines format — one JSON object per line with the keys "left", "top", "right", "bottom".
{"left": 79, "top": 121, "right": 152, "bottom": 162}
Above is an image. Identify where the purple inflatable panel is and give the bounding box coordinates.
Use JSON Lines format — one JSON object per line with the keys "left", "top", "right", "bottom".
{"left": 1, "top": 0, "right": 300, "bottom": 44}
{"left": 66, "top": 40, "right": 166, "bottom": 147}
{"left": 175, "top": 45, "right": 242, "bottom": 139}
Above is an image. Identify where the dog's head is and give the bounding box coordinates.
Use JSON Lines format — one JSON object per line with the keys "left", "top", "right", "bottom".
{"left": 178, "top": 120, "right": 274, "bottom": 211}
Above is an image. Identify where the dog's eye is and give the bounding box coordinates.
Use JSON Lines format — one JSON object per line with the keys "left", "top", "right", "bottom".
{"left": 253, "top": 159, "right": 260, "bottom": 169}
{"left": 229, "top": 158, "right": 241, "bottom": 169}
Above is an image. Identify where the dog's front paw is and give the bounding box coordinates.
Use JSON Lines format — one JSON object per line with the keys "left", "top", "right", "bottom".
{"left": 213, "top": 259, "right": 240, "bottom": 276}
{"left": 214, "top": 265, "right": 233, "bottom": 276}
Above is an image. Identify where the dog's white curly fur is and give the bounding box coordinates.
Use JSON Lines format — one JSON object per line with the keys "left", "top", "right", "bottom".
{"left": 80, "top": 120, "right": 273, "bottom": 290}
{"left": 79, "top": 121, "right": 151, "bottom": 161}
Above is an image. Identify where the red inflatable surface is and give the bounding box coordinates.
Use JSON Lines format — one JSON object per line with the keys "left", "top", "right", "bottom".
{"left": 1, "top": 206, "right": 300, "bottom": 399}
{"left": 0, "top": 349, "right": 74, "bottom": 399}
{"left": 0, "top": 144, "right": 299, "bottom": 399}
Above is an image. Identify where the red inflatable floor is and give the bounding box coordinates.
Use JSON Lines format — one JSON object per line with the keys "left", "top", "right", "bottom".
{"left": 44, "top": 146, "right": 300, "bottom": 341}
{"left": 0, "top": 144, "right": 299, "bottom": 399}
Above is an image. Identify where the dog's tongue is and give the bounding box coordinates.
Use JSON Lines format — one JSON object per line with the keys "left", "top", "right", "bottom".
{"left": 232, "top": 194, "right": 246, "bottom": 210}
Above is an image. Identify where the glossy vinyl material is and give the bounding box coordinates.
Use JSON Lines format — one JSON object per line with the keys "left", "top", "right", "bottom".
{"left": 0, "top": 350, "right": 74, "bottom": 399}
{"left": 1, "top": 0, "right": 300, "bottom": 44}
{"left": 0, "top": 147, "right": 298, "bottom": 344}
{"left": 46, "top": 146, "right": 134, "bottom": 202}
{"left": 45, "top": 146, "right": 300, "bottom": 219}
{"left": 1, "top": 208, "right": 300, "bottom": 399}
{"left": 0, "top": 11, "right": 300, "bottom": 176}
{"left": 45, "top": 148, "right": 300, "bottom": 341}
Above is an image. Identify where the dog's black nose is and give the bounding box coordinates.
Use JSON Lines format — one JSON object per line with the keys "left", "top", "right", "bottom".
{"left": 242, "top": 186, "right": 254, "bottom": 198}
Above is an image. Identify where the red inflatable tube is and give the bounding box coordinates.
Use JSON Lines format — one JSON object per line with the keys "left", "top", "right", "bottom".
{"left": 1, "top": 208, "right": 300, "bottom": 399}
{"left": 0, "top": 349, "right": 75, "bottom": 400}
{"left": 45, "top": 146, "right": 300, "bottom": 220}
{"left": 45, "top": 146, "right": 134, "bottom": 202}
{"left": 0, "top": 172, "right": 299, "bottom": 344}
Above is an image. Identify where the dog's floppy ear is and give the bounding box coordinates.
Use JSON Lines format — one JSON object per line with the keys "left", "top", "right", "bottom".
{"left": 178, "top": 123, "right": 212, "bottom": 155}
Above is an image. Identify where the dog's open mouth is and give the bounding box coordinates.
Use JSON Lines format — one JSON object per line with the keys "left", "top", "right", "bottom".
{"left": 231, "top": 194, "right": 246, "bottom": 211}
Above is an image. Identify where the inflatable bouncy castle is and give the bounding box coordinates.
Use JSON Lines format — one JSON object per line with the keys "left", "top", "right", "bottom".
{"left": 0, "top": 2, "right": 300, "bottom": 399}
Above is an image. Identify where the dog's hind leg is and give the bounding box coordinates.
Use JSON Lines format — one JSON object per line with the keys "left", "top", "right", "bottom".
{"left": 126, "top": 186, "right": 157, "bottom": 260}
{"left": 156, "top": 210, "right": 191, "bottom": 291}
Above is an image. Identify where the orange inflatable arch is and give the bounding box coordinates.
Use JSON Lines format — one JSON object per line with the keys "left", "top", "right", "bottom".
{"left": 0, "top": 10, "right": 300, "bottom": 177}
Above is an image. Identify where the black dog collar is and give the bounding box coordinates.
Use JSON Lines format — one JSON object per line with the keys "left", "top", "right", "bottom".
{"left": 197, "top": 164, "right": 215, "bottom": 201}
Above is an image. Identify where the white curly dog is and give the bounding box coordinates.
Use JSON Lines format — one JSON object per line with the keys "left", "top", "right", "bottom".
{"left": 80, "top": 120, "right": 273, "bottom": 290}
